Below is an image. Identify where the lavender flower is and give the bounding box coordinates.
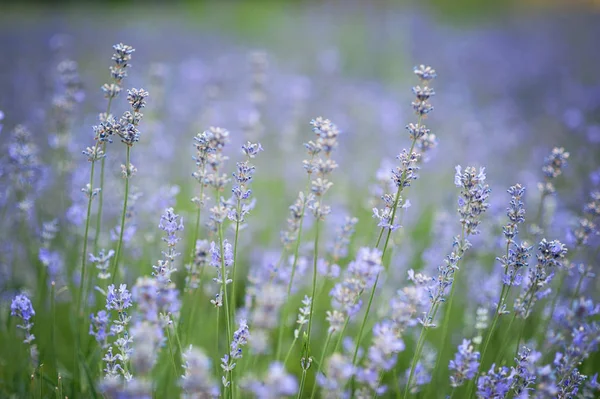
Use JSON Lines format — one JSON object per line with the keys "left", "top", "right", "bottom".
{"left": 356, "top": 320, "right": 405, "bottom": 394}
{"left": 280, "top": 192, "right": 309, "bottom": 247}
{"left": 294, "top": 295, "right": 312, "bottom": 339}
{"left": 10, "top": 293, "right": 38, "bottom": 365}
{"left": 317, "top": 353, "right": 354, "bottom": 399}
{"left": 305, "top": 117, "right": 340, "bottom": 219}
{"left": 539, "top": 147, "right": 570, "bottom": 196}
{"left": 514, "top": 239, "right": 567, "bottom": 319}
{"left": 510, "top": 347, "right": 540, "bottom": 396}
{"left": 330, "top": 247, "right": 383, "bottom": 318}
{"left": 449, "top": 339, "right": 480, "bottom": 388}
{"left": 90, "top": 249, "right": 115, "bottom": 280}
{"left": 90, "top": 310, "right": 110, "bottom": 348}
{"left": 180, "top": 346, "right": 219, "bottom": 398}
{"left": 243, "top": 362, "right": 298, "bottom": 399}
{"left": 184, "top": 239, "right": 209, "bottom": 292}
{"left": 454, "top": 165, "right": 491, "bottom": 236}
{"left": 477, "top": 364, "right": 515, "bottom": 398}
{"left": 331, "top": 216, "right": 358, "bottom": 261}
{"left": 221, "top": 319, "right": 250, "bottom": 387}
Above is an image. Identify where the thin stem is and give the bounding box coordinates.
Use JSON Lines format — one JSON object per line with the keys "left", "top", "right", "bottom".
{"left": 77, "top": 148, "right": 99, "bottom": 316}
{"left": 93, "top": 144, "right": 107, "bottom": 252}
{"left": 51, "top": 282, "right": 57, "bottom": 373}
{"left": 349, "top": 136, "right": 419, "bottom": 387}
{"left": 218, "top": 221, "right": 233, "bottom": 393}
{"left": 402, "top": 326, "right": 429, "bottom": 399}
{"left": 215, "top": 307, "right": 220, "bottom": 374}
{"left": 297, "top": 369, "right": 308, "bottom": 399}
{"left": 310, "top": 331, "right": 332, "bottom": 399}
{"left": 275, "top": 176, "right": 311, "bottom": 361}
{"left": 230, "top": 197, "right": 241, "bottom": 325}
{"left": 306, "top": 219, "right": 321, "bottom": 347}
{"left": 93, "top": 86, "right": 115, "bottom": 253}
{"left": 283, "top": 336, "right": 299, "bottom": 368}
{"left": 110, "top": 146, "right": 131, "bottom": 283}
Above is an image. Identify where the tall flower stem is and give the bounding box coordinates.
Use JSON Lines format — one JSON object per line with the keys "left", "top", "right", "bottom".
{"left": 351, "top": 135, "right": 418, "bottom": 380}
{"left": 275, "top": 176, "right": 311, "bottom": 361}
{"left": 110, "top": 146, "right": 131, "bottom": 284}
{"left": 310, "top": 331, "right": 333, "bottom": 399}
{"left": 93, "top": 96, "right": 114, "bottom": 252}
{"left": 297, "top": 369, "right": 308, "bottom": 399}
{"left": 230, "top": 197, "right": 242, "bottom": 323}
{"left": 218, "top": 221, "right": 233, "bottom": 393}
{"left": 305, "top": 219, "right": 321, "bottom": 347}
{"left": 77, "top": 141, "right": 100, "bottom": 317}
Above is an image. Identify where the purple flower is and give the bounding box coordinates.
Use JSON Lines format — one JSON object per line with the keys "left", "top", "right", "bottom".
{"left": 477, "top": 364, "right": 514, "bottom": 398}
{"left": 11, "top": 293, "right": 35, "bottom": 322}
{"left": 90, "top": 310, "right": 110, "bottom": 346}
{"left": 449, "top": 339, "right": 480, "bottom": 387}
{"left": 106, "top": 284, "right": 133, "bottom": 312}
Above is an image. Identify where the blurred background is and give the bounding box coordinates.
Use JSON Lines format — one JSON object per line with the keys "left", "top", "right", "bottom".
{"left": 1, "top": 0, "right": 599, "bottom": 224}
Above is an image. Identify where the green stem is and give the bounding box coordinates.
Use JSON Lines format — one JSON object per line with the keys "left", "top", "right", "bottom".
{"left": 310, "top": 331, "right": 332, "bottom": 399}
{"left": 297, "top": 370, "right": 308, "bottom": 399}
{"left": 231, "top": 197, "right": 241, "bottom": 325}
{"left": 402, "top": 326, "right": 429, "bottom": 399}
{"left": 283, "top": 336, "right": 298, "bottom": 368}
{"left": 77, "top": 150, "right": 98, "bottom": 317}
{"left": 349, "top": 136, "right": 419, "bottom": 390}
{"left": 218, "top": 222, "right": 233, "bottom": 392}
{"left": 306, "top": 219, "right": 321, "bottom": 347}
{"left": 93, "top": 86, "right": 115, "bottom": 253}
{"left": 110, "top": 146, "right": 131, "bottom": 284}
{"left": 276, "top": 177, "right": 311, "bottom": 361}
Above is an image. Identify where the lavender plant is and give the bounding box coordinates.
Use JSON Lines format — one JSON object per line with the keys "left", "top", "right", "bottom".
{"left": 1, "top": 22, "right": 599, "bottom": 399}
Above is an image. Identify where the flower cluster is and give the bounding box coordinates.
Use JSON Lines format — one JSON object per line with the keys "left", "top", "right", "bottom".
{"left": 228, "top": 141, "right": 263, "bottom": 224}
{"left": 448, "top": 339, "right": 480, "bottom": 388}
{"left": 10, "top": 293, "right": 38, "bottom": 364}
{"left": 497, "top": 184, "right": 532, "bottom": 287}
{"left": 373, "top": 66, "right": 436, "bottom": 232}
{"left": 329, "top": 247, "right": 383, "bottom": 318}
{"left": 305, "top": 117, "right": 340, "bottom": 219}
{"left": 539, "top": 147, "right": 570, "bottom": 196}
{"left": 101, "top": 43, "right": 134, "bottom": 100}
{"left": 221, "top": 319, "right": 250, "bottom": 387}
{"left": 454, "top": 165, "right": 491, "bottom": 236}
{"left": 180, "top": 346, "right": 219, "bottom": 398}
{"left": 514, "top": 239, "right": 567, "bottom": 319}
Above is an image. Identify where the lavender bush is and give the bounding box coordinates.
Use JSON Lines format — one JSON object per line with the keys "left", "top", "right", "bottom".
{"left": 0, "top": 4, "right": 599, "bottom": 398}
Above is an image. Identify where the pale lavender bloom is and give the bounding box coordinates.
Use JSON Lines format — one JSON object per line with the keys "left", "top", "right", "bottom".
{"left": 317, "top": 353, "right": 354, "bottom": 399}
{"left": 130, "top": 320, "right": 164, "bottom": 375}
{"left": 221, "top": 320, "right": 250, "bottom": 387}
{"left": 90, "top": 310, "right": 110, "bottom": 347}
{"left": 449, "top": 339, "right": 480, "bottom": 387}
{"left": 90, "top": 249, "right": 115, "bottom": 280}
{"left": 180, "top": 346, "right": 219, "bottom": 398}
{"left": 244, "top": 362, "right": 298, "bottom": 399}
{"left": 357, "top": 320, "right": 405, "bottom": 394}
{"left": 538, "top": 147, "right": 570, "bottom": 196}
{"left": 330, "top": 247, "right": 382, "bottom": 318}
{"left": 106, "top": 284, "right": 133, "bottom": 312}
